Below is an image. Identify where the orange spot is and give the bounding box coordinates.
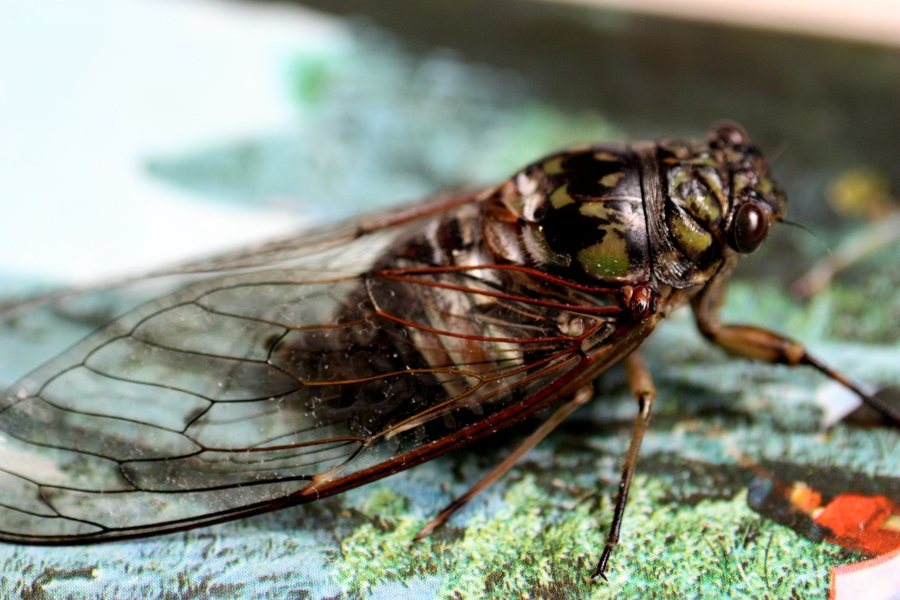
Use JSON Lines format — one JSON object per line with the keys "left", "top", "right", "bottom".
{"left": 816, "top": 494, "right": 900, "bottom": 555}
{"left": 789, "top": 482, "right": 823, "bottom": 513}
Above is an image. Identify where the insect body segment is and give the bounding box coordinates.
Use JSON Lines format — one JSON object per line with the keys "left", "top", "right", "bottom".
{"left": 483, "top": 125, "right": 785, "bottom": 293}
{"left": 484, "top": 145, "right": 650, "bottom": 282}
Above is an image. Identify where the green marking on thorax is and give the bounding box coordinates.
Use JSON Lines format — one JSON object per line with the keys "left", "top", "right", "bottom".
{"left": 682, "top": 191, "right": 721, "bottom": 223}
{"left": 577, "top": 231, "right": 631, "bottom": 278}
{"left": 599, "top": 172, "right": 624, "bottom": 187}
{"left": 578, "top": 201, "right": 615, "bottom": 222}
{"left": 733, "top": 172, "right": 754, "bottom": 194}
{"left": 697, "top": 170, "right": 728, "bottom": 208}
{"left": 542, "top": 156, "right": 566, "bottom": 175}
{"left": 684, "top": 156, "right": 720, "bottom": 168}
{"left": 670, "top": 166, "right": 722, "bottom": 224}
{"left": 669, "top": 211, "right": 713, "bottom": 254}
{"left": 670, "top": 170, "right": 695, "bottom": 189}
{"left": 550, "top": 184, "right": 575, "bottom": 209}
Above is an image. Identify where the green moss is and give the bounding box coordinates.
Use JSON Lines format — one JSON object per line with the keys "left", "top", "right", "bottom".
{"left": 335, "top": 474, "right": 850, "bottom": 599}
{"left": 337, "top": 477, "right": 598, "bottom": 598}
{"left": 598, "top": 481, "right": 847, "bottom": 599}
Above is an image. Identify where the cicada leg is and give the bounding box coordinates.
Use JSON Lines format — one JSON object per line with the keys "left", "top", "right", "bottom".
{"left": 693, "top": 274, "right": 900, "bottom": 423}
{"left": 591, "top": 351, "right": 657, "bottom": 582}
{"left": 413, "top": 384, "right": 596, "bottom": 542}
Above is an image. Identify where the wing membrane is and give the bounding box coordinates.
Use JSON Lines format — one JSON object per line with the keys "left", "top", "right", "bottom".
{"left": 0, "top": 196, "right": 649, "bottom": 543}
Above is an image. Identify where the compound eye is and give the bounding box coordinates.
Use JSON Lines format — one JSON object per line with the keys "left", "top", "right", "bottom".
{"left": 729, "top": 202, "right": 769, "bottom": 253}
{"left": 707, "top": 121, "right": 750, "bottom": 147}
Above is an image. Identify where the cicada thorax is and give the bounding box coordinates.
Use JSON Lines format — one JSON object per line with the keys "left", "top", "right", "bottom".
{"left": 482, "top": 144, "right": 652, "bottom": 285}
{"left": 480, "top": 125, "right": 786, "bottom": 292}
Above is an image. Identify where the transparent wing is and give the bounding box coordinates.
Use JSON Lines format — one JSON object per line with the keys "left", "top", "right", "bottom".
{"left": 0, "top": 196, "right": 649, "bottom": 544}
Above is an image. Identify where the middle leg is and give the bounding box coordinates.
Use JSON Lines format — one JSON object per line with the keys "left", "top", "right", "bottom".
{"left": 592, "top": 351, "right": 657, "bottom": 581}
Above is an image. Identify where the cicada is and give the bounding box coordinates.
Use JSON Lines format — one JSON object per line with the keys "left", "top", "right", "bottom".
{"left": 0, "top": 123, "right": 893, "bottom": 580}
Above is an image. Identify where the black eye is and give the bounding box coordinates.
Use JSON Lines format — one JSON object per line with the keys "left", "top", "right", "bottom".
{"left": 707, "top": 121, "right": 750, "bottom": 147}
{"left": 729, "top": 202, "right": 769, "bottom": 253}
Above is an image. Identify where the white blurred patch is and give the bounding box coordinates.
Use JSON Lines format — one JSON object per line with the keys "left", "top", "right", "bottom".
{"left": 832, "top": 549, "right": 900, "bottom": 600}
{"left": 0, "top": 0, "right": 346, "bottom": 283}
{"left": 816, "top": 381, "right": 863, "bottom": 428}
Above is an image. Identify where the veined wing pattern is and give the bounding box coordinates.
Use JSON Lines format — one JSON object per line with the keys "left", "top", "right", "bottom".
{"left": 0, "top": 196, "right": 645, "bottom": 543}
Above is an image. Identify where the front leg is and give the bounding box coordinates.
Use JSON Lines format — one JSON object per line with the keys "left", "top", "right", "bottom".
{"left": 692, "top": 273, "right": 900, "bottom": 424}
